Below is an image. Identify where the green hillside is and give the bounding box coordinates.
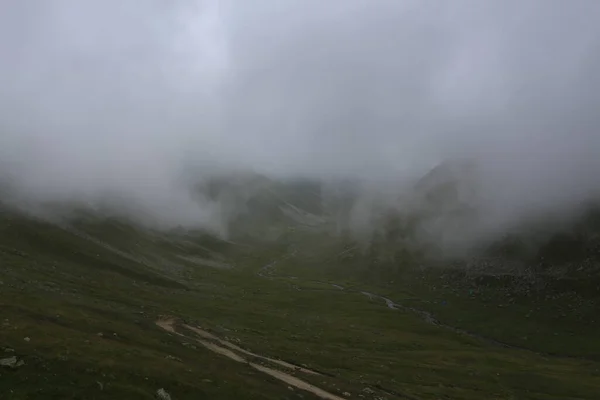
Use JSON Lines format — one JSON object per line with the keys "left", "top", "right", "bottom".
{"left": 2, "top": 175, "right": 600, "bottom": 399}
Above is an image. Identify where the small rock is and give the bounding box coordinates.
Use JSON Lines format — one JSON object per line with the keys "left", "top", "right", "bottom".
{"left": 156, "top": 388, "right": 172, "bottom": 400}
{"left": 97, "top": 381, "right": 104, "bottom": 390}
{"left": 0, "top": 356, "right": 17, "bottom": 368}
{"left": 202, "top": 379, "right": 212, "bottom": 383}
{"left": 0, "top": 356, "right": 24, "bottom": 369}
{"left": 97, "top": 332, "right": 104, "bottom": 338}
{"left": 23, "top": 337, "right": 30, "bottom": 342}
{"left": 4, "top": 348, "right": 14, "bottom": 353}
{"left": 362, "top": 387, "right": 375, "bottom": 394}
{"left": 343, "top": 392, "right": 351, "bottom": 396}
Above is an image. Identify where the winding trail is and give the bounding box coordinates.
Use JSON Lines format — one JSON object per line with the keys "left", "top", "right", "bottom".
{"left": 155, "top": 317, "right": 345, "bottom": 400}
{"left": 183, "top": 324, "right": 320, "bottom": 375}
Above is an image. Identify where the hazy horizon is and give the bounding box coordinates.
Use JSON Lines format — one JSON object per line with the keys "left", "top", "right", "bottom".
{"left": 1, "top": 0, "right": 599, "bottom": 238}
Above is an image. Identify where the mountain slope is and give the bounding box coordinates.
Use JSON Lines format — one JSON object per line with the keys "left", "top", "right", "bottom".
{"left": 2, "top": 176, "right": 600, "bottom": 399}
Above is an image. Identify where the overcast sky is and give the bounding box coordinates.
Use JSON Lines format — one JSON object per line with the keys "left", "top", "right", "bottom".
{"left": 1, "top": 0, "right": 599, "bottom": 229}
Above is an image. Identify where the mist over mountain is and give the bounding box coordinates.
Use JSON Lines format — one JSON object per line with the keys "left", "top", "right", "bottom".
{"left": 1, "top": 0, "right": 600, "bottom": 255}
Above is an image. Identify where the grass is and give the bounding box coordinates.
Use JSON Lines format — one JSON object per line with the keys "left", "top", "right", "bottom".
{"left": 272, "top": 228, "right": 600, "bottom": 359}
{"left": 2, "top": 208, "right": 600, "bottom": 399}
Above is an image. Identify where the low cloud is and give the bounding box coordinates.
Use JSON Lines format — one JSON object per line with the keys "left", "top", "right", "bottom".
{"left": 0, "top": 1, "right": 599, "bottom": 239}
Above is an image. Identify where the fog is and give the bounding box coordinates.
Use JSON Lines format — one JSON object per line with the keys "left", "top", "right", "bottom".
{"left": 1, "top": 0, "right": 599, "bottom": 237}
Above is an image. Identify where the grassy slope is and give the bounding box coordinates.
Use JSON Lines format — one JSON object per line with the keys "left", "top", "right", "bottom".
{"left": 1, "top": 210, "right": 600, "bottom": 399}
{"left": 274, "top": 227, "right": 600, "bottom": 357}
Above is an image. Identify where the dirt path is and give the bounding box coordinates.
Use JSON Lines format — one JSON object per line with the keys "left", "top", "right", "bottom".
{"left": 156, "top": 317, "right": 178, "bottom": 333}
{"left": 183, "top": 324, "right": 320, "bottom": 375}
{"left": 155, "top": 317, "right": 345, "bottom": 400}
{"left": 251, "top": 364, "right": 343, "bottom": 400}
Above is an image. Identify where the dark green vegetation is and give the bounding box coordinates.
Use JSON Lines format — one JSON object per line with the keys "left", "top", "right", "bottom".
{"left": 1, "top": 193, "right": 600, "bottom": 399}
